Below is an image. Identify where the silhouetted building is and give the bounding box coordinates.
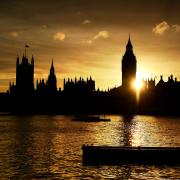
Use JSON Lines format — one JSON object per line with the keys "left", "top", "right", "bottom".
{"left": 9, "top": 82, "right": 16, "bottom": 95}
{"left": 5, "top": 39, "right": 180, "bottom": 115}
{"left": 64, "top": 76, "right": 95, "bottom": 93}
{"left": 36, "top": 79, "right": 46, "bottom": 96}
{"left": 156, "top": 75, "right": 180, "bottom": 90}
{"left": 122, "top": 36, "right": 137, "bottom": 89}
{"left": 47, "top": 61, "right": 57, "bottom": 94}
{"left": 36, "top": 61, "right": 58, "bottom": 96}
{"left": 10, "top": 55, "right": 34, "bottom": 96}
{"left": 142, "top": 78, "right": 156, "bottom": 90}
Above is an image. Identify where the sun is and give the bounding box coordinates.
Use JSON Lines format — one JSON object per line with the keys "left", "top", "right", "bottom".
{"left": 131, "top": 78, "right": 144, "bottom": 103}
{"left": 132, "top": 78, "right": 144, "bottom": 91}
{"left": 135, "top": 79, "right": 143, "bottom": 90}
{"left": 131, "top": 71, "right": 149, "bottom": 91}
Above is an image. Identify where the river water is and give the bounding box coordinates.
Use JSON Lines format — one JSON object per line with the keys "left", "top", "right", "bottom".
{"left": 0, "top": 115, "right": 179, "bottom": 179}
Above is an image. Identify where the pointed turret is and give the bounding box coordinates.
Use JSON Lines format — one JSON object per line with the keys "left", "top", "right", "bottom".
{"left": 36, "top": 80, "right": 38, "bottom": 88}
{"left": 47, "top": 59, "right": 57, "bottom": 94}
{"left": 16, "top": 55, "right": 19, "bottom": 65}
{"left": 50, "top": 59, "right": 55, "bottom": 74}
{"left": 126, "top": 35, "right": 133, "bottom": 51}
{"left": 31, "top": 55, "right": 34, "bottom": 65}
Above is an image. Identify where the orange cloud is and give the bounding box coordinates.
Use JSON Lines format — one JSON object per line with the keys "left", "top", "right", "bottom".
{"left": 82, "top": 19, "right": 91, "bottom": 25}
{"left": 85, "top": 30, "right": 110, "bottom": 44}
{"left": 10, "top": 32, "right": 19, "bottom": 37}
{"left": 172, "top": 24, "right": 180, "bottom": 32}
{"left": 152, "top": 21, "right": 170, "bottom": 35}
{"left": 93, "top": 30, "right": 109, "bottom": 40}
{"left": 53, "top": 32, "right": 66, "bottom": 41}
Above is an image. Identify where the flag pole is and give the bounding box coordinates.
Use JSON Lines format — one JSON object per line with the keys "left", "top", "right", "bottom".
{"left": 25, "top": 44, "right": 29, "bottom": 58}
{"left": 25, "top": 45, "right": 26, "bottom": 58}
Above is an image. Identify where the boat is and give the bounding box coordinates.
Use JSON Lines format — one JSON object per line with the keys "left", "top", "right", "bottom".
{"left": 72, "top": 115, "right": 111, "bottom": 122}
{"left": 82, "top": 145, "right": 180, "bottom": 165}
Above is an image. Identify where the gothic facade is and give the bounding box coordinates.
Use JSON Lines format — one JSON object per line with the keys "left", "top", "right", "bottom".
{"left": 63, "top": 77, "right": 95, "bottom": 93}
{"left": 11, "top": 55, "right": 34, "bottom": 96}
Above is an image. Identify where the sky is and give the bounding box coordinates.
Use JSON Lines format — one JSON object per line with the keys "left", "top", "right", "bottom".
{"left": 0, "top": 0, "right": 180, "bottom": 92}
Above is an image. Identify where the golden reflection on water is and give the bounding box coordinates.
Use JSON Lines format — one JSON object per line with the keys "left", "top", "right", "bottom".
{"left": 91, "top": 115, "right": 122, "bottom": 146}
{"left": 131, "top": 116, "right": 157, "bottom": 146}
{"left": 131, "top": 116, "right": 180, "bottom": 147}
{"left": 0, "top": 115, "right": 180, "bottom": 178}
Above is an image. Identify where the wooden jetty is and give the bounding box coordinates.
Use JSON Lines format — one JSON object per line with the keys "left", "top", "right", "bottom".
{"left": 82, "top": 145, "right": 180, "bottom": 165}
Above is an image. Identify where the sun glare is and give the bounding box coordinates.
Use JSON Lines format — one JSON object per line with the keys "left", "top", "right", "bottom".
{"left": 135, "top": 79, "right": 143, "bottom": 90}
{"left": 132, "top": 79, "right": 143, "bottom": 91}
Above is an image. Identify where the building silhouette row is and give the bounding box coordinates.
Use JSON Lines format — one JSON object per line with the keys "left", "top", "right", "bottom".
{"left": 8, "top": 37, "right": 180, "bottom": 97}
{"left": 9, "top": 53, "right": 96, "bottom": 96}
{"left": 3, "top": 36, "right": 180, "bottom": 114}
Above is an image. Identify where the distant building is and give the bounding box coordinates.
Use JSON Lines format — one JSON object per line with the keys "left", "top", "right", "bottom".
{"left": 9, "top": 55, "right": 34, "bottom": 96}
{"left": 156, "top": 75, "right": 180, "bottom": 90}
{"left": 16, "top": 55, "right": 34, "bottom": 95}
{"left": 142, "top": 78, "right": 156, "bottom": 90}
{"left": 47, "top": 61, "right": 57, "bottom": 94}
{"left": 122, "top": 36, "right": 137, "bottom": 89}
{"left": 36, "top": 61, "right": 58, "bottom": 96}
{"left": 64, "top": 77, "right": 95, "bottom": 93}
{"left": 36, "top": 79, "right": 46, "bottom": 96}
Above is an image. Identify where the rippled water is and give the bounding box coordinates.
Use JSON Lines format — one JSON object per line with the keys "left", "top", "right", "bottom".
{"left": 0, "top": 115, "right": 180, "bottom": 179}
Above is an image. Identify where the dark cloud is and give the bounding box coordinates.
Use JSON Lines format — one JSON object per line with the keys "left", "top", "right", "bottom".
{"left": 0, "top": 0, "right": 179, "bottom": 27}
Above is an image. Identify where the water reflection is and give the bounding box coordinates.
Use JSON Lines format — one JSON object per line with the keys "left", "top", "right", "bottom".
{"left": 0, "top": 115, "right": 179, "bottom": 178}
{"left": 1, "top": 115, "right": 60, "bottom": 178}
{"left": 15, "top": 118, "right": 33, "bottom": 176}
{"left": 121, "top": 115, "right": 135, "bottom": 146}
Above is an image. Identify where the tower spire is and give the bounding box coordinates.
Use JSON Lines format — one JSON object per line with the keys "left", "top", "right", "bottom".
{"left": 51, "top": 59, "right": 54, "bottom": 67}
{"left": 126, "top": 34, "right": 133, "bottom": 51}
{"left": 50, "top": 59, "right": 55, "bottom": 74}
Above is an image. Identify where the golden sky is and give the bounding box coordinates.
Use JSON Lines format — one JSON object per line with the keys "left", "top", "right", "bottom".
{"left": 0, "top": 0, "right": 180, "bottom": 92}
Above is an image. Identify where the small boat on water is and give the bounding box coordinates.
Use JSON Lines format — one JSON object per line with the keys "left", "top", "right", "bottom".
{"left": 72, "top": 115, "right": 111, "bottom": 122}
{"left": 82, "top": 145, "right": 180, "bottom": 165}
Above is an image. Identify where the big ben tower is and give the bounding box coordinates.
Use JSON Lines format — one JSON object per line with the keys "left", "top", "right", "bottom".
{"left": 121, "top": 36, "right": 137, "bottom": 89}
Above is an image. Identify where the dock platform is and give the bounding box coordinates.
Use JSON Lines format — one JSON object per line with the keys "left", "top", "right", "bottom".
{"left": 82, "top": 145, "right": 180, "bottom": 165}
